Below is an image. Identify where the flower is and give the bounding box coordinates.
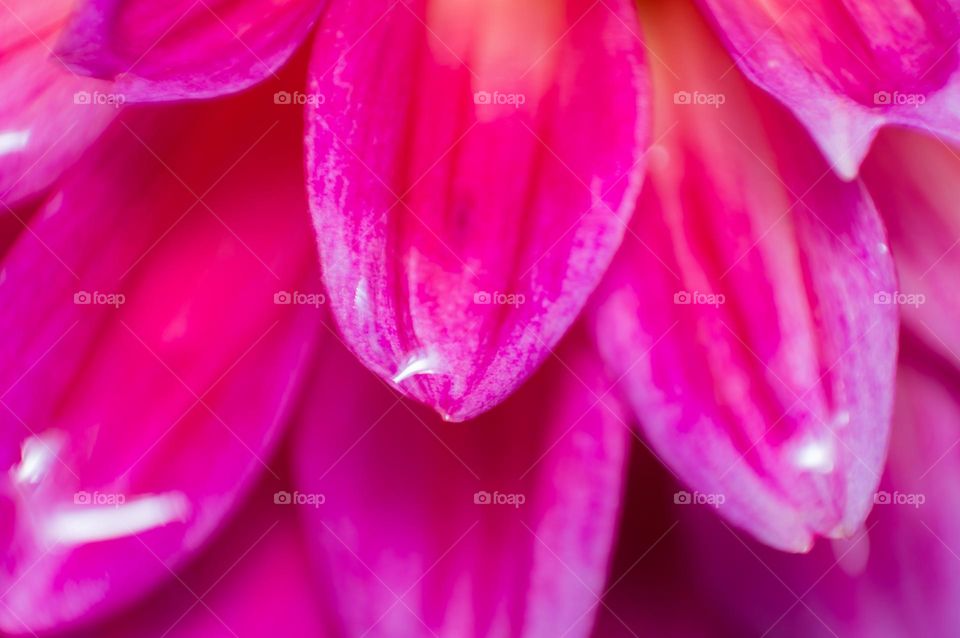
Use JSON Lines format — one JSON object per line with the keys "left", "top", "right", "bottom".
{"left": 1, "top": 0, "right": 959, "bottom": 636}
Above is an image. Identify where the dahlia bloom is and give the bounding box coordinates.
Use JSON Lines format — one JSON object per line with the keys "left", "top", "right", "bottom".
{"left": 1, "top": 0, "right": 959, "bottom": 635}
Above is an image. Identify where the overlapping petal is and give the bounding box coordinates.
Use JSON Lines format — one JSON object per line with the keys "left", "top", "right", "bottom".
{"left": 292, "top": 327, "right": 630, "bottom": 638}
{"left": 698, "top": 0, "right": 960, "bottom": 179}
{"left": 861, "top": 129, "right": 960, "bottom": 366}
{"left": 59, "top": 478, "right": 327, "bottom": 638}
{"left": 674, "top": 338, "right": 960, "bottom": 637}
{"left": 55, "top": 0, "right": 324, "bottom": 101}
{"left": 0, "top": 0, "right": 117, "bottom": 206}
{"left": 0, "top": 81, "right": 320, "bottom": 632}
{"left": 305, "top": 0, "right": 649, "bottom": 421}
{"left": 589, "top": 0, "right": 898, "bottom": 552}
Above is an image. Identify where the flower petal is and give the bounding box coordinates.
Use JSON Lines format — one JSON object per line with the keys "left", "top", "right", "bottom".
{"left": 59, "top": 478, "right": 326, "bottom": 638}
{"left": 55, "top": 0, "right": 324, "bottom": 101}
{"left": 589, "top": 0, "right": 898, "bottom": 552}
{"left": 0, "top": 81, "right": 320, "bottom": 632}
{"left": 292, "top": 326, "right": 630, "bottom": 638}
{"left": 305, "top": 0, "right": 649, "bottom": 420}
{"left": 698, "top": 0, "right": 960, "bottom": 179}
{"left": 861, "top": 129, "right": 960, "bottom": 366}
{"left": 673, "top": 338, "right": 960, "bottom": 637}
{"left": 0, "top": 0, "right": 117, "bottom": 206}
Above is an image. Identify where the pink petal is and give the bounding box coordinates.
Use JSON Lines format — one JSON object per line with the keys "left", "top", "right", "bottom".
{"left": 589, "top": 0, "right": 898, "bottom": 552}
{"left": 861, "top": 128, "right": 960, "bottom": 365}
{"left": 0, "top": 79, "right": 320, "bottom": 633}
{"left": 698, "top": 0, "right": 960, "bottom": 179}
{"left": 292, "top": 326, "right": 630, "bottom": 638}
{"left": 55, "top": 0, "right": 324, "bottom": 101}
{"left": 0, "top": 0, "right": 117, "bottom": 206}
{"left": 59, "top": 478, "right": 326, "bottom": 638}
{"left": 673, "top": 338, "right": 960, "bottom": 637}
{"left": 305, "top": 0, "right": 649, "bottom": 421}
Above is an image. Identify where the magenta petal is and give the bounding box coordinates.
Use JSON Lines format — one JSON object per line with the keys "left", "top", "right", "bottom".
{"left": 293, "top": 327, "right": 630, "bottom": 638}
{"left": 60, "top": 479, "right": 325, "bottom": 638}
{"left": 55, "top": 0, "right": 324, "bottom": 101}
{"left": 589, "top": 1, "right": 898, "bottom": 552}
{"left": 0, "top": 85, "right": 319, "bottom": 633}
{"left": 305, "top": 0, "right": 649, "bottom": 421}
{"left": 0, "top": 0, "right": 116, "bottom": 205}
{"left": 676, "top": 340, "right": 960, "bottom": 638}
{"left": 862, "top": 129, "right": 960, "bottom": 365}
{"left": 698, "top": 0, "right": 960, "bottom": 179}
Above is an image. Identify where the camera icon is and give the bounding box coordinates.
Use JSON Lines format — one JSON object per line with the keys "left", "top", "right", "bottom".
{"left": 873, "top": 291, "right": 892, "bottom": 305}
{"left": 474, "top": 490, "right": 492, "bottom": 505}
{"left": 274, "top": 91, "right": 292, "bottom": 105}
{"left": 473, "top": 291, "right": 491, "bottom": 304}
{"left": 73, "top": 91, "right": 91, "bottom": 105}
{"left": 673, "top": 490, "right": 692, "bottom": 505}
{"left": 874, "top": 490, "right": 891, "bottom": 505}
{"left": 673, "top": 91, "right": 691, "bottom": 105}
{"left": 873, "top": 91, "right": 891, "bottom": 105}
{"left": 274, "top": 291, "right": 292, "bottom": 304}
{"left": 74, "top": 291, "right": 91, "bottom": 304}
{"left": 74, "top": 490, "right": 92, "bottom": 505}
{"left": 673, "top": 291, "right": 691, "bottom": 304}
{"left": 473, "top": 91, "right": 492, "bottom": 105}
{"left": 274, "top": 490, "right": 292, "bottom": 505}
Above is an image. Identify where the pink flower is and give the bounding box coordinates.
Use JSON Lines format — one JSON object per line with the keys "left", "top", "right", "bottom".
{"left": 1, "top": 0, "right": 959, "bottom": 636}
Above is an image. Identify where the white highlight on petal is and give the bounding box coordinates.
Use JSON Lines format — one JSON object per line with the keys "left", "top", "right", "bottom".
{"left": 392, "top": 351, "right": 440, "bottom": 383}
{"left": 792, "top": 437, "right": 836, "bottom": 473}
{"left": 47, "top": 492, "right": 191, "bottom": 545}
{"left": 832, "top": 409, "right": 851, "bottom": 428}
{"left": 354, "top": 277, "right": 370, "bottom": 314}
{"left": 0, "top": 130, "right": 30, "bottom": 156}
{"left": 12, "top": 431, "right": 64, "bottom": 485}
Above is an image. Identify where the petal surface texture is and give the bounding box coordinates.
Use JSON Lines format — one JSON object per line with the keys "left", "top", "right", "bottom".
{"left": 0, "top": 0, "right": 117, "bottom": 206}
{"left": 293, "top": 328, "right": 630, "bottom": 638}
{"left": 55, "top": 0, "right": 325, "bottom": 101}
{"left": 305, "top": 0, "right": 650, "bottom": 420}
{"left": 862, "top": 129, "right": 960, "bottom": 365}
{"left": 0, "top": 81, "right": 319, "bottom": 632}
{"left": 589, "top": 0, "right": 899, "bottom": 552}
{"left": 672, "top": 339, "right": 960, "bottom": 638}
{"left": 698, "top": 0, "right": 960, "bottom": 178}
